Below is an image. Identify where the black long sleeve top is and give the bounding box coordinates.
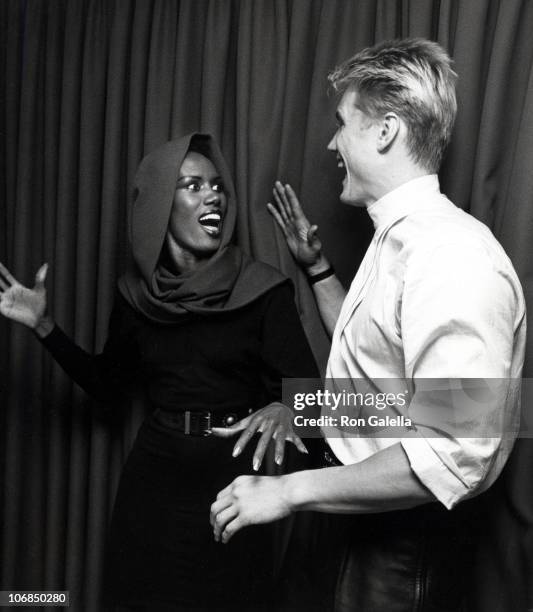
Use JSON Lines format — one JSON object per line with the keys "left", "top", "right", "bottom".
{"left": 39, "top": 282, "right": 319, "bottom": 415}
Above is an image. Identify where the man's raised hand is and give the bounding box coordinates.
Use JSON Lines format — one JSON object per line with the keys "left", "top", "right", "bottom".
{"left": 267, "top": 182, "right": 323, "bottom": 270}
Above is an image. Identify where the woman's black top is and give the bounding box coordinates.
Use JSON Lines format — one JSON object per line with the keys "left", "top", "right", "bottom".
{"left": 41, "top": 282, "right": 317, "bottom": 415}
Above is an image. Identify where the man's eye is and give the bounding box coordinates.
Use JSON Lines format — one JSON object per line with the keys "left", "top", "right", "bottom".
{"left": 213, "top": 183, "right": 224, "bottom": 193}
{"left": 186, "top": 183, "right": 200, "bottom": 192}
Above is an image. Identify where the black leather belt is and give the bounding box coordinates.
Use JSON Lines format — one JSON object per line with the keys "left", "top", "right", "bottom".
{"left": 154, "top": 409, "right": 251, "bottom": 436}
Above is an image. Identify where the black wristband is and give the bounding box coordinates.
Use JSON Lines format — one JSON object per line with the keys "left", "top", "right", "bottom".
{"left": 308, "top": 265, "right": 335, "bottom": 285}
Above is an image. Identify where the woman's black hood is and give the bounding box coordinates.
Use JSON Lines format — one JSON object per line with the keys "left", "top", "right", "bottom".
{"left": 129, "top": 133, "right": 237, "bottom": 286}
{"left": 118, "top": 133, "right": 287, "bottom": 323}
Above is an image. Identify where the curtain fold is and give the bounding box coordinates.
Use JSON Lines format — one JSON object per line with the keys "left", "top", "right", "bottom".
{"left": 2, "top": 1, "right": 533, "bottom": 610}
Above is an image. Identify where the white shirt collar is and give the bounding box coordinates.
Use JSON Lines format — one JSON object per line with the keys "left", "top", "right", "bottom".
{"left": 367, "top": 174, "right": 443, "bottom": 230}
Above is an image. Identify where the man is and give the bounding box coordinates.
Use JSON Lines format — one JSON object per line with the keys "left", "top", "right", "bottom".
{"left": 210, "top": 38, "right": 526, "bottom": 610}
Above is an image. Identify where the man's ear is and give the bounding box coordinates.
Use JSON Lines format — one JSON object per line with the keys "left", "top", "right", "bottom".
{"left": 376, "top": 112, "right": 400, "bottom": 153}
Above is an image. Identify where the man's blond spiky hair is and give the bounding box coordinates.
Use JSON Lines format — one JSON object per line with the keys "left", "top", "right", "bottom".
{"left": 329, "top": 38, "right": 458, "bottom": 172}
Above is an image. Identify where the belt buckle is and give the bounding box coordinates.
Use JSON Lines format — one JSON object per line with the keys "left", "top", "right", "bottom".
{"left": 184, "top": 410, "right": 191, "bottom": 435}
{"left": 200, "top": 411, "right": 212, "bottom": 436}
{"left": 183, "top": 410, "right": 212, "bottom": 436}
{"left": 324, "top": 449, "right": 340, "bottom": 466}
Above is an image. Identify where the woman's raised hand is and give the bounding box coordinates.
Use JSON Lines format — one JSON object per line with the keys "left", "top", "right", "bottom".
{"left": 0, "top": 262, "right": 48, "bottom": 329}
{"left": 267, "top": 182, "right": 323, "bottom": 270}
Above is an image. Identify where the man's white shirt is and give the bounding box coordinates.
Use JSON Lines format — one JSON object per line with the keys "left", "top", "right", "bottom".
{"left": 324, "top": 174, "right": 527, "bottom": 509}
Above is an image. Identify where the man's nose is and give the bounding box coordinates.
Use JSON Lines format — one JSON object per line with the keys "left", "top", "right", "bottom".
{"left": 327, "top": 134, "right": 337, "bottom": 151}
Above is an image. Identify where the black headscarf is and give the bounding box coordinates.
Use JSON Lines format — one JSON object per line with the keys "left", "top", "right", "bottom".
{"left": 118, "top": 133, "right": 286, "bottom": 323}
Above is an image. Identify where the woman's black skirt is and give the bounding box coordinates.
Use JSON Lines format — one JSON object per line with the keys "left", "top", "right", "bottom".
{"left": 103, "top": 414, "right": 274, "bottom": 610}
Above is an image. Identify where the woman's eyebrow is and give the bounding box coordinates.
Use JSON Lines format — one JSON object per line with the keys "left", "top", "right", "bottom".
{"left": 178, "top": 174, "right": 223, "bottom": 180}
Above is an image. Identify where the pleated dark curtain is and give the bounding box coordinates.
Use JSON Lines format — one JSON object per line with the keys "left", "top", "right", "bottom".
{"left": 1, "top": 0, "right": 533, "bottom": 610}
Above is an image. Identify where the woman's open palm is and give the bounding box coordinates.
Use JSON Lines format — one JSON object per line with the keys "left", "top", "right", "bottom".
{"left": 0, "top": 262, "right": 48, "bottom": 329}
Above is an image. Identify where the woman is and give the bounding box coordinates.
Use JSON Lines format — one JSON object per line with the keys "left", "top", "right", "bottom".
{"left": 0, "top": 134, "right": 319, "bottom": 610}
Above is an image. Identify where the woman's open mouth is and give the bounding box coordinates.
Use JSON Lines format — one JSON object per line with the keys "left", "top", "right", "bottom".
{"left": 198, "top": 211, "right": 223, "bottom": 237}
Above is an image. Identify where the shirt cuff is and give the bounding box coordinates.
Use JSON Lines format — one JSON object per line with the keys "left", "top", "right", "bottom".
{"left": 401, "top": 437, "right": 471, "bottom": 509}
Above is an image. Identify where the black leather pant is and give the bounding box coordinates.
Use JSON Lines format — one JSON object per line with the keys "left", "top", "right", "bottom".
{"left": 332, "top": 502, "right": 475, "bottom": 612}
{"left": 281, "top": 447, "right": 479, "bottom": 612}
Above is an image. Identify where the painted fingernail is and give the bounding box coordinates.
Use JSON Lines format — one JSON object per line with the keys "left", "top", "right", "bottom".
{"left": 232, "top": 447, "right": 241, "bottom": 457}
{"left": 275, "top": 455, "right": 282, "bottom": 465}
{"left": 253, "top": 459, "right": 260, "bottom": 471}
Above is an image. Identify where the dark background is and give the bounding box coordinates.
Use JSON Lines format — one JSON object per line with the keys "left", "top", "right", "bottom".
{"left": 1, "top": 1, "right": 533, "bottom": 610}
